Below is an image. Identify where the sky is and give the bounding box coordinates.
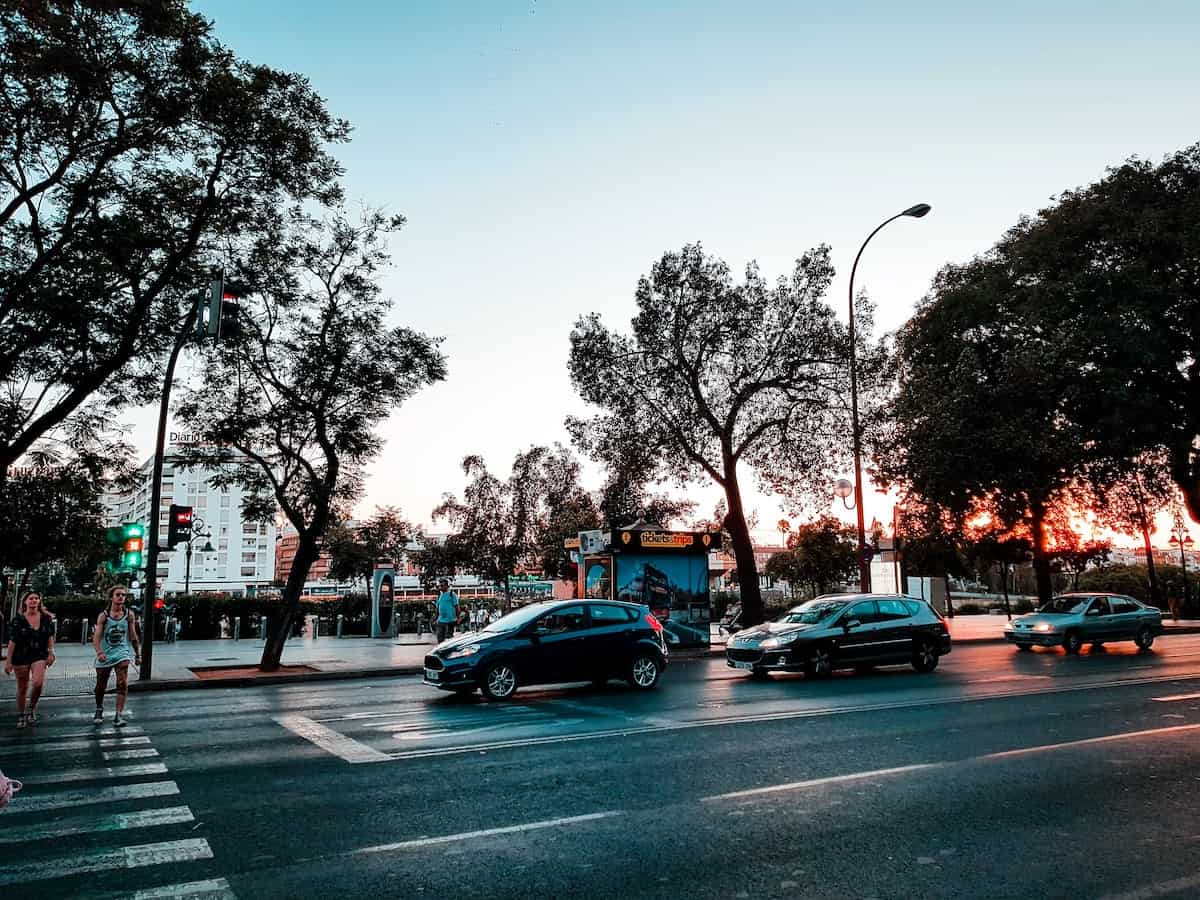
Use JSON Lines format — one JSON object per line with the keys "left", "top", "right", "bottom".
{"left": 127, "top": 0, "right": 1200, "bottom": 543}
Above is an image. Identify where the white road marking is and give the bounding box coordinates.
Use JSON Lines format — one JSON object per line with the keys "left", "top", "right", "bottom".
{"left": 7, "top": 779, "right": 180, "bottom": 813}
{"left": 275, "top": 714, "right": 391, "bottom": 763}
{"left": 20, "top": 761, "right": 168, "bottom": 785}
{"left": 554, "top": 700, "right": 677, "bottom": 728}
{"left": 0, "top": 805, "right": 193, "bottom": 843}
{"left": 0, "top": 726, "right": 144, "bottom": 744}
{"left": 103, "top": 747, "right": 161, "bottom": 761}
{"left": 980, "top": 722, "right": 1200, "bottom": 760}
{"left": 1151, "top": 691, "right": 1200, "bottom": 702}
{"left": 0, "top": 837, "right": 212, "bottom": 887}
{"left": 701, "top": 764, "right": 942, "bottom": 802}
{"left": 353, "top": 811, "right": 623, "bottom": 853}
{"left": 1097, "top": 871, "right": 1200, "bottom": 900}
{"left": 128, "top": 877, "right": 237, "bottom": 899}
{"left": 0, "top": 735, "right": 151, "bottom": 754}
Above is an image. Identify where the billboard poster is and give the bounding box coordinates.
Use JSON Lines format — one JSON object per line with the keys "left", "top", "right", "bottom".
{"left": 614, "top": 552, "right": 710, "bottom": 647}
{"left": 582, "top": 557, "right": 612, "bottom": 600}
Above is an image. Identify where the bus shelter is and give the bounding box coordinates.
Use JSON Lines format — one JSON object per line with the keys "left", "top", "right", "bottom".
{"left": 570, "top": 523, "right": 721, "bottom": 648}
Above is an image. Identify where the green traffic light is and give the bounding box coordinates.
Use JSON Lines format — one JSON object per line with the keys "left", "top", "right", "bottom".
{"left": 123, "top": 551, "right": 143, "bottom": 568}
{"left": 123, "top": 522, "right": 145, "bottom": 539}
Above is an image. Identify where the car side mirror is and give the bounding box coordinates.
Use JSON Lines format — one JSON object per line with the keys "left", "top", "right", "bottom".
{"left": 843, "top": 618, "right": 861, "bottom": 631}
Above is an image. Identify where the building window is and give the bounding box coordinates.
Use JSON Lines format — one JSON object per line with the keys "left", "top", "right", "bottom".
{"left": 242, "top": 552, "right": 257, "bottom": 563}
{"left": 240, "top": 566, "right": 256, "bottom": 577}
{"left": 243, "top": 523, "right": 258, "bottom": 534}
{"left": 220, "top": 494, "right": 231, "bottom": 508}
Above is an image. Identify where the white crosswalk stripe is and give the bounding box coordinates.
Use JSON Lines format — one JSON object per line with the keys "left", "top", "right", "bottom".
{"left": 0, "top": 724, "right": 234, "bottom": 897}
{"left": 0, "top": 837, "right": 213, "bottom": 886}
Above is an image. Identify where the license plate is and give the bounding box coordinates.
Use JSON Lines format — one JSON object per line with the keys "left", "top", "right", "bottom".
{"left": 733, "top": 661, "right": 754, "bottom": 671}
{"left": 425, "top": 668, "right": 440, "bottom": 681}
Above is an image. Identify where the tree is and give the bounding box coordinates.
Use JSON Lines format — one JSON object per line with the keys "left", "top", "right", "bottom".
{"left": 0, "top": 2, "right": 348, "bottom": 481}
{"left": 1048, "top": 535, "right": 1112, "bottom": 592}
{"left": 966, "top": 529, "right": 1033, "bottom": 619}
{"left": 531, "top": 445, "right": 600, "bottom": 581}
{"left": 0, "top": 463, "right": 105, "bottom": 614}
{"left": 567, "top": 414, "right": 695, "bottom": 529}
{"left": 1085, "top": 454, "right": 1173, "bottom": 604}
{"left": 763, "top": 516, "right": 857, "bottom": 599}
{"left": 893, "top": 498, "right": 969, "bottom": 616}
{"left": 326, "top": 505, "right": 416, "bottom": 609}
{"left": 881, "top": 248, "right": 1088, "bottom": 604}
{"left": 177, "top": 210, "right": 446, "bottom": 670}
{"left": 569, "top": 243, "right": 880, "bottom": 626}
{"left": 987, "top": 145, "right": 1200, "bottom": 521}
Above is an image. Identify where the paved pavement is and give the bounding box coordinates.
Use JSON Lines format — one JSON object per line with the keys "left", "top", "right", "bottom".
{"left": 5, "top": 635, "right": 1200, "bottom": 897}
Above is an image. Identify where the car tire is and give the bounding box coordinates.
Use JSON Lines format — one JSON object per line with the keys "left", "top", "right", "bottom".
{"left": 1135, "top": 627, "right": 1155, "bottom": 651}
{"left": 1063, "top": 630, "right": 1083, "bottom": 654}
{"left": 1017, "top": 644, "right": 1034, "bottom": 652}
{"left": 911, "top": 638, "right": 939, "bottom": 673}
{"left": 481, "top": 663, "right": 518, "bottom": 700}
{"left": 627, "top": 654, "right": 661, "bottom": 690}
{"left": 804, "top": 644, "right": 834, "bottom": 679}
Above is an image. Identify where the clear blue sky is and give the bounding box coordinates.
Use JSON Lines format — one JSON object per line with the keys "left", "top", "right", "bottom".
{"left": 153, "top": 0, "right": 1199, "bottom": 537}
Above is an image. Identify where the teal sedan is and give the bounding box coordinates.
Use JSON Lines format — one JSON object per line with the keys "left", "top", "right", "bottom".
{"left": 1004, "top": 593, "right": 1163, "bottom": 653}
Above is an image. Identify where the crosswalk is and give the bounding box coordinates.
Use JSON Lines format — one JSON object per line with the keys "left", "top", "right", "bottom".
{"left": 0, "top": 712, "right": 234, "bottom": 898}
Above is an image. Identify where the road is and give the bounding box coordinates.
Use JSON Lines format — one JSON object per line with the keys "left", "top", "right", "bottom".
{"left": 4, "top": 636, "right": 1200, "bottom": 899}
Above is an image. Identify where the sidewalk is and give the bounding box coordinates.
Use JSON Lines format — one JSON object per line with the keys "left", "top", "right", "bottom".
{"left": 1, "top": 634, "right": 440, "bottom": 699}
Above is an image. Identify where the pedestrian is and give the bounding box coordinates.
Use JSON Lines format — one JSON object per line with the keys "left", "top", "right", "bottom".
{"left": 92, "top": 585, "right": 141, "bottom": 727}
{"left": 435, "top": 579, "right": 459, "bottom": 643}
{"left": 4, "top": 592, "right": 56, "bottom": 729}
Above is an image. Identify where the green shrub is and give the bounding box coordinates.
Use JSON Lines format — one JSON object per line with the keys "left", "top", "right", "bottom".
{"left": 955, "top": 602, "right": 985, "bottom": 615}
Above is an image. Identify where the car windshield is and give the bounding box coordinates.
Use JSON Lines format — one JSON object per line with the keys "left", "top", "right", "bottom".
{"left": 482, "top": 603, "right": 556, "bottom": 633}
{"left": 1038, "top": 597, "right": 1091, "bottom": 615}
{"left": 777, "top": 599, "right": 848, "bottom": 625}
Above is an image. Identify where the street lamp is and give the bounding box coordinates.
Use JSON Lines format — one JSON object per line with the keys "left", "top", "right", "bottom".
{"left": 184, "top": 516, "right": 215, "bottom": 595}
{"left": 1169, "top": 530, "right": 1194, "bottom": 612}
{"left": 847, "top": 203, "right": 932, "bottom": 592}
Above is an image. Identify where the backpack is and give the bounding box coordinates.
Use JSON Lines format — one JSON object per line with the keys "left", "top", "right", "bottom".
{"left": 0, "top": 770, "right": 21, "bottom": 810}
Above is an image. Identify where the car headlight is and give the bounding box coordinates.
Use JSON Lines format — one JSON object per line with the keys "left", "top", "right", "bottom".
{"left": 1034, "top": 623, "right": 1054, "bottom": 633}
{"left": 761, "top": 634, "right": 799, "bottom": 650}
{"left": 445, "top": 644, "right": 481, "bottom": 659}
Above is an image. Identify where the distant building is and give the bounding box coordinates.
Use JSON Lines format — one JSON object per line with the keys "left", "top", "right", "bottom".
{"left": 102, "top": 451, "right": 276, "bottom": 596}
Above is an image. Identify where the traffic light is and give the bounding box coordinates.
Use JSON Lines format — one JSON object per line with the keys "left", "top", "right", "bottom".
{"left": 106, "top": 522, "right": 144, "bottom": 572}
{"left": 121, "top": 522, "right": 144, "bottom": 570}
{"left": 155, "top": 599, "right": 165, "bottom": 611}
{"left": 167, "top": 504, "right": 194, "bottom": 547}
{"left": 196, "top": 275, "right": 241, "bottom": 340}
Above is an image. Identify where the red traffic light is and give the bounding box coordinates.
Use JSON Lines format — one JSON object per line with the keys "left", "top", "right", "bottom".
{"left": 175, "top": 508, "right": 192, "bottom": 524}
{"left": 155, "top": 599, "right": 165, "bottom": 610}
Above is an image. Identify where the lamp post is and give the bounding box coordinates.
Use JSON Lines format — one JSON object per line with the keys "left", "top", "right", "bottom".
{"left": 1169, "top": 522, "right": 1193, "bottom": 613}
{"left": 847, "top": 203, "right": 931, "bottom": 592}
{"left": 184, "top": 516, "right": 215, "bottom": 595}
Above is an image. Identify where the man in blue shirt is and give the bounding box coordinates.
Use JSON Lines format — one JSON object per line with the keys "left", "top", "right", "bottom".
{"left": 435, "top": 579, "right": 459, "bottom": 643}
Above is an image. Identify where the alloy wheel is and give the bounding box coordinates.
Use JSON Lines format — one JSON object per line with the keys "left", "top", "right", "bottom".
{"left": 486, "top": 665, "right": 516, "bottom": 699}
{"left": 809, "top": 647, "right": 832, "bottom": 677}
{"left": 631, "top": 656, "right": 659, "bottom": 688}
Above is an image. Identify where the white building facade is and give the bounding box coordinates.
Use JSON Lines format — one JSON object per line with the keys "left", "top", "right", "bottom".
{"left": 103, "top": 451, "right": 277, "bottom": 596}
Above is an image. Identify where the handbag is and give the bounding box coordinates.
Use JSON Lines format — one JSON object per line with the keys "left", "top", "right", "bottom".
{"left": 0, "top": 770, "right": 22, "bottom": 810}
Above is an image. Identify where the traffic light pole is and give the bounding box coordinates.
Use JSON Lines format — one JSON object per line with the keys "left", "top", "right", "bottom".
{"left": 140, "top": 303, "right": 199, "bottom": 681}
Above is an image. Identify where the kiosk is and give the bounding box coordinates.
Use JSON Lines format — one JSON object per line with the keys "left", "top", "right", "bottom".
{"left": 573, "top": 521, "right": 721, "bottom": 648}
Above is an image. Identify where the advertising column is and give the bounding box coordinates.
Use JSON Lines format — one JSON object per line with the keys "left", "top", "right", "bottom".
{"left": 371, "top": 565, "right": 396, "bottom": 637}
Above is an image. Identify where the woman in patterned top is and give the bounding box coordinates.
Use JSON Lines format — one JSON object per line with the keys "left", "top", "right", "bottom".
{"left": 4, "top": 592, "right": 56, "bottom": 729}
{"left": 93, "top": 585, "right": 140, "bottom": 727}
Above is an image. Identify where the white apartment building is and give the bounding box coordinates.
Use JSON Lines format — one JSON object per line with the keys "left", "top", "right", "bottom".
{"left": 103, "top": 450, "right": 277, "bottom": 596}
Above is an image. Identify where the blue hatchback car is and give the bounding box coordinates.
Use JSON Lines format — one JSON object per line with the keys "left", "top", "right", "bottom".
{"left": 423, "top": 599, "right": 669, "bottom": 700}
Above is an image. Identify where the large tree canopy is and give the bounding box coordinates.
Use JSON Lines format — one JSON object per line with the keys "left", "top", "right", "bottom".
{"left": 569, "top": 243, "right": 881, "bottom": 626}
{"left": 0, "top": 0, "right": 347, "bottom": 477}
{"left": 178, "top": 209, "right": 445, "bottom": 670}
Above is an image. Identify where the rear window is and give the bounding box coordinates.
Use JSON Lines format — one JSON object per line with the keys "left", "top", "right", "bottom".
{"left": 902, "top": 600, "right": 924, "bottom": 616}
{"left": 877, "top": 599, "right": 911, "bottom": 620}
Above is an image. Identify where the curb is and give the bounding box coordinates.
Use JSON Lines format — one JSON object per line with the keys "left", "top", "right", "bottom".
{"left": 128, "top": 664, "right": 424, "bottom": 693}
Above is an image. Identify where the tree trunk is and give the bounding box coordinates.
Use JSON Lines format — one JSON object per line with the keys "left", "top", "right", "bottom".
{"left": 1000, "top": 562, "right": 1012, "bottom": 620}
{"left": 1029, "top": 501, "right": 1053, "bottom": 604}
{"left": 261, "top": 536, "right": 320, "bottom": 672}
{"left": 1142, "top": 525, "right": 1161, "bottom": 607}
{"left": 721, "top": 458, "right": 763, "bottom": 626}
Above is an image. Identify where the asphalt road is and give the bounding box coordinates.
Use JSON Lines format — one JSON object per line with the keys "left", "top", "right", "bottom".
{"left": 4, "top": 636, "right": 1200, "bottom": 899}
